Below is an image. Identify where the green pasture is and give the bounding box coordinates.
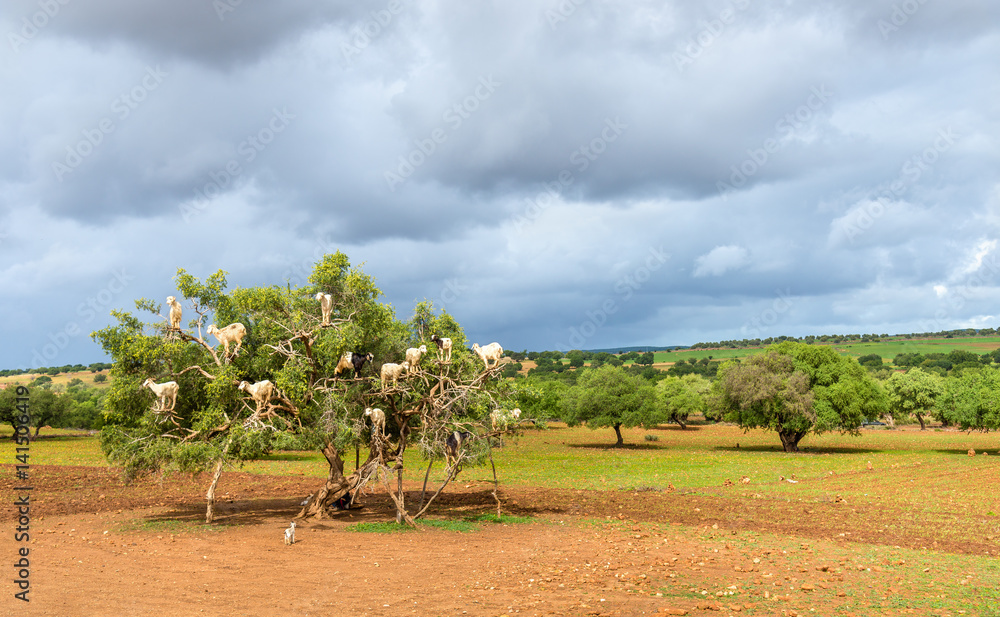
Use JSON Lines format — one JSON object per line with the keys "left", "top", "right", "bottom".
{"left": 655, "top": 336, "right": 1000, "bottom": 364}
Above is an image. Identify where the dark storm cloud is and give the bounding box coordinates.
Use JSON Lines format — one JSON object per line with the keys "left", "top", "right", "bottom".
{"left": 0, "top": 0, "right": 997, "bottom": 367}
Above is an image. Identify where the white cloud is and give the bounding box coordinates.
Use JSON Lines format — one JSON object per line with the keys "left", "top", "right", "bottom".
{"left": 693, "top": 245, "right": 750, "bottom": 278}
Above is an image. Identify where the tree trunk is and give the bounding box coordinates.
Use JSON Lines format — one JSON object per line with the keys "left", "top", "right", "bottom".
{"left": 205, "top": 434, "right": 234, "bottom": 523}
{"left": 916, "top": 412, "right": 926, "bottom": 430}
{"left": 613, "top": 423, "right": 624, "bottom": 446}
{"left": 205, "top": 457, "right": 225, "bottom": 524}
{"left": 395, "top": 467, "right": 405, "bottom": 524}
{"left": 298, "top": 441, "right": 362, "bottom": 519}
{"left": 778, "top": 430, "right": 805, "bottom": 453}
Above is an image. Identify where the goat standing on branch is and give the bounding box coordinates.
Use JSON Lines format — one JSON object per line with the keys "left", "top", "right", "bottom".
{"left": 490, "top": 407, "right": 521, "bottom": 432}
{"left": 444, "top": 430, "right": 473, "bottom": 474}
{"left": 143, "top": 378, "right": 179, "bottom": 412}
{"left": 166, "top": 296, "right": 183, "bottom": 330}
{"left": 335, "top": 351, "right": 374, "bottom": 377}
{"left": 472, "top": 342, "right": 503, "bottom": 369}
{"left": 379, "top": 361, "right": 409, "bottom": 387}
{"left": 238, "top": 380, "right": 275, "bottom": 413}
{"left": 405, "top": 345, "right": 428, "bottom": 374}
{"left": 431, "top": 334, "right": 452, "bottom": 362}
{"left": 207, "top": 322, "right": 247, "bottom": 357}
{"left": 364, "top": 407, "right": 385, "bottom": 437}
{"left": 315, "top": 292, "right": 333, "bottom": 326}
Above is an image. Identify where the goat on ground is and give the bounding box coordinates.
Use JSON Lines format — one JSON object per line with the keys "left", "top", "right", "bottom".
{"left": 284, "top": 521, "right": 296, "bottom": 545}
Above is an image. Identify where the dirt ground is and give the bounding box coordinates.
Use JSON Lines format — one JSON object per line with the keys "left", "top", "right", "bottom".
{"left": 3, "top": 465, "right": 997, "bottom": 616}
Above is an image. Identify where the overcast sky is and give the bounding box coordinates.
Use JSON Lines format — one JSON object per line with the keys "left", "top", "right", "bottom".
{"left": 1, "top": 0, "right": 997, "bottom": 369}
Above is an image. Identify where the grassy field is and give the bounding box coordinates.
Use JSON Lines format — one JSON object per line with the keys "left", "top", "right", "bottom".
{"left": 654, "top": 335, "right": 1000, "bottom": 365}
{"left": 8, "top": 421, "right": 998, "bottom": 507}
{"left": 0, "top": 370, "right": 110, "bottom": 388}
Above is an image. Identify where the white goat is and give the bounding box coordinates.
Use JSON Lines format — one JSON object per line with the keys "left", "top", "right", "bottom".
{"left": 364, "top": 407, "right": 386, "bottom": 436}
{"left": 315, "top": 292, "right": 333, "bottom": 325}
{"left": 334, "top": 352, "right": 354, "bottom": 377}
{"left": 405, "top": 345, "right": 428, "bottom": 374}
{"left": 166, "top": 296, "right": 183, "bottom": 330}
{"left": 143, "top": 378, "right": 179, "bottom": 412}
{"left": 284, "top": 521, "right": 296, "bottom": 545}
{"left": 238, "top": 380, "right": 275, "bottom": 412}
{"left": 379, "top": 361, "right": 410, "bottom": 386}
{"left": 207, "top": 322, "right": 247, "bottom": 356}
{"left": 490, "top": 407, "right": 521, "bottom": 432}
{"left": 431, "top": 334, "right": 453, "bottom": 362}
{"left": 472, "top": 342, "right": 504, "bottom": 369}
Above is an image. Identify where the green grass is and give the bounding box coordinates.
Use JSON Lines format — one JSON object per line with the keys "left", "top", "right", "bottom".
{"left": 0, "top": 427, "right": 108, "bottom": 466}
{"left": 344, "top": 515, "right": 533, "bottom": 534}
{"left": 114, "top": 518, "right": 223, "bottom": 534}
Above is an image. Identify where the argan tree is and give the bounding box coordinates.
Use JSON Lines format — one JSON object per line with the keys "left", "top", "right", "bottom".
{"left": 561, "top": 365, "right": 659, "bottom": 446}
{"left": 92, "top": 252, "right": 515, "bottom": 524}
{"left": 883, "top": 367, "right": 943, "bottom": 430}
{"left": 657, "top": 373, "right": 710, "bottom": 429}
{"left": 711, "top": 342, "right": 887, "bottom": 452}
{"left": 935, "top": 367, "right": 1000, "bottom": 432}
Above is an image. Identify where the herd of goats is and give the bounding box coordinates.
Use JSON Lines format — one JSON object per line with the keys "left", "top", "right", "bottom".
{"left": 138, "top": 293, "right": 519, "bottom": 466}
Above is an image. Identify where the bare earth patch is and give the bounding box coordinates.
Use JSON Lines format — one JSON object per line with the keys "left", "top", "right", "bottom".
{"left": 3, "top": 465, "right": 998, "bottom": 616}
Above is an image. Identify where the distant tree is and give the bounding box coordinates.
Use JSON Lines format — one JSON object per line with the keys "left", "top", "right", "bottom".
{"left": 622, "top": 351, "right": 640, "bottom": 363}
{"left": 711, "top": 342, "right": 887, "bottom": 452}
{"left": 883, "top": 368, "right": 943, "bottom": 430}
{"left": 636, "top": 352, "right": 655, "bottom": 366}
{"left": 936, "top": 367, "right": 1000, "bottom": 431}
{"left": 515, "top": 377, "right": 568, "bottom": 421}
{"left": 93, "top": 374, "right": 108, "bottom": 383}
{"left": 30, "top": 375, "right": 52, "bottom": 388}
{"left": 657, "top": 374, "right": 710, "bottom": 429}
{"left": 0, "top": 386, "right": 25, "bottom": 438}
{"left": 561, "top": 365, "right": 659, "bottom": 446}
{"left": 893, "top": 352, "right": 925, "bottom": 367}
{"left": 501, "top": 362, "right": 522, "bottom": 378}
{"left": 30, "top": 388, "right": 67, "bottom": 436}
{"left": 857, "top": 353, "right": 884, "bottom": 370}
{"left": 566, "top": 351, "right": 585, "bottom": 368}
{"left": 947, "top": 349, "right": 980, "bottom": 366}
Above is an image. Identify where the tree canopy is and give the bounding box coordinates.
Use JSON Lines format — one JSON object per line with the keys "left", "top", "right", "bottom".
{"left": 91, "top": 252, "right": 515, "bottom": 524}
{"left": 711, "top": 341, "right": 887, "bottom": 452}
{"left": 656, "top": 374, "right": 710, "bottom": 429}
{"left": 561, "top": 365, "right": 659, "bottom": 446}
{"left": 883, "top": 367, "right": 943, "bottom": 430}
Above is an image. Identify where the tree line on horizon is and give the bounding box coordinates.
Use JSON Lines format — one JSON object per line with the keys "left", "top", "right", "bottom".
{"left": 509, "top": 341, "right": 1000, "bottom": 451}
